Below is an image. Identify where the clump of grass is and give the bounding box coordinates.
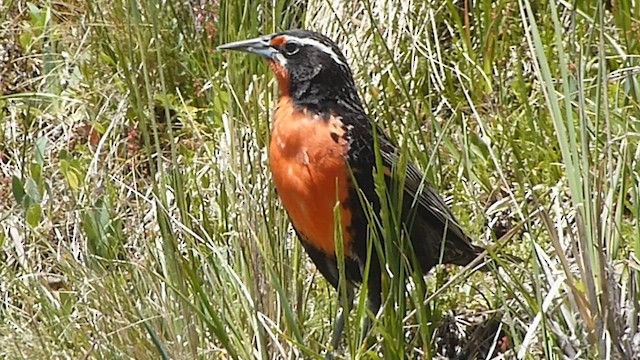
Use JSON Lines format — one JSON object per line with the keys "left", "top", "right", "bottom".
{"left": 1, "top": 0, "right": 638, "bottom": 358}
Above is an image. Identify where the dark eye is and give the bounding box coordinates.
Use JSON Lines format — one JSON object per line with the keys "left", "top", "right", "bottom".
{"left": 283, "top": 41, "right": 300, "bottom": 55}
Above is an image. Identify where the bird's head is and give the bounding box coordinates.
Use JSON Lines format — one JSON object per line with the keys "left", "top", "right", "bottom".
{"left": 218, "top": 29, "right": 363, "bottom": 115}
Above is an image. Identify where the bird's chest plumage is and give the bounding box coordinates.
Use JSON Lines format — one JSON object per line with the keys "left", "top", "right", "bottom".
{"left": 269, "top": 97, "right": 353, "bottom": 256}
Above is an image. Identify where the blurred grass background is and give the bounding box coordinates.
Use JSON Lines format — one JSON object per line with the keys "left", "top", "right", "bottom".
{"left": 1, "top": 0, "right": 639, "bottom": 358}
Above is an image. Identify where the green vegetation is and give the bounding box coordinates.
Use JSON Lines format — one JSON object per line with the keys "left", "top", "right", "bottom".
{"left": 1, "top": 0, "right": 638, "bottom": 358}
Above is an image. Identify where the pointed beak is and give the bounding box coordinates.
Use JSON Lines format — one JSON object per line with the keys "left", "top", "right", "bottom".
{"left": 217, "top": 35, "right": 278, "bottom": 60}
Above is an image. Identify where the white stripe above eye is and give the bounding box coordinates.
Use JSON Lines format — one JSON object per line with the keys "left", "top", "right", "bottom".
{"left": 281, "top": 35, "right": 346, "bottom": 67}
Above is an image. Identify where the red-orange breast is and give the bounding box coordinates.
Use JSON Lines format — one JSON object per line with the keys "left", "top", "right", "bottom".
{"left": 269, "top": 95, "right": 353, "bottom": 256}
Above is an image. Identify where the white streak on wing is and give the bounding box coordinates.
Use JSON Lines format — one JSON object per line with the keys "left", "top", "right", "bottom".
{"left": 282, "top": 35, "right": 345, "bottom": 67}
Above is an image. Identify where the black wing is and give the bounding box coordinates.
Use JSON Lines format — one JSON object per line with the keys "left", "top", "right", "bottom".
{"left": 345, "top": 117, "right": 483, "bottom": 271}
{"left": 379, "top": 148, "right": 484, "bottom": 271}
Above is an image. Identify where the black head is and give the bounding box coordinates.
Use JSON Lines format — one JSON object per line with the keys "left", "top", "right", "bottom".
{"left": 218, "top": 29, "right": 364, "bottom": 115}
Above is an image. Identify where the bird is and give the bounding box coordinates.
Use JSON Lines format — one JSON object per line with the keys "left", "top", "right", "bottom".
{"left": 218, "top": 29, "right": 496, "bottom": 352}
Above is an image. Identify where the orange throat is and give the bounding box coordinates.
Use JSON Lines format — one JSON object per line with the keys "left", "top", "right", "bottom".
{"left": 269, "top": 96, "right": 353, "bottom": 256}
{"left": 269, "top": 61, "right": 291, "bottom": 96}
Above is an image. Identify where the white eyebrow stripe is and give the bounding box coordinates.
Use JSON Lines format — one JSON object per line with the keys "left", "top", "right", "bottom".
{"left": 281, "top": 35, "right": 346, "bottom": 67}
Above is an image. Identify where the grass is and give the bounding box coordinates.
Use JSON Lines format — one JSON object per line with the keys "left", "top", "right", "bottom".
{"left": 1, "top": 0, "right": 639, "bottom": 358}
